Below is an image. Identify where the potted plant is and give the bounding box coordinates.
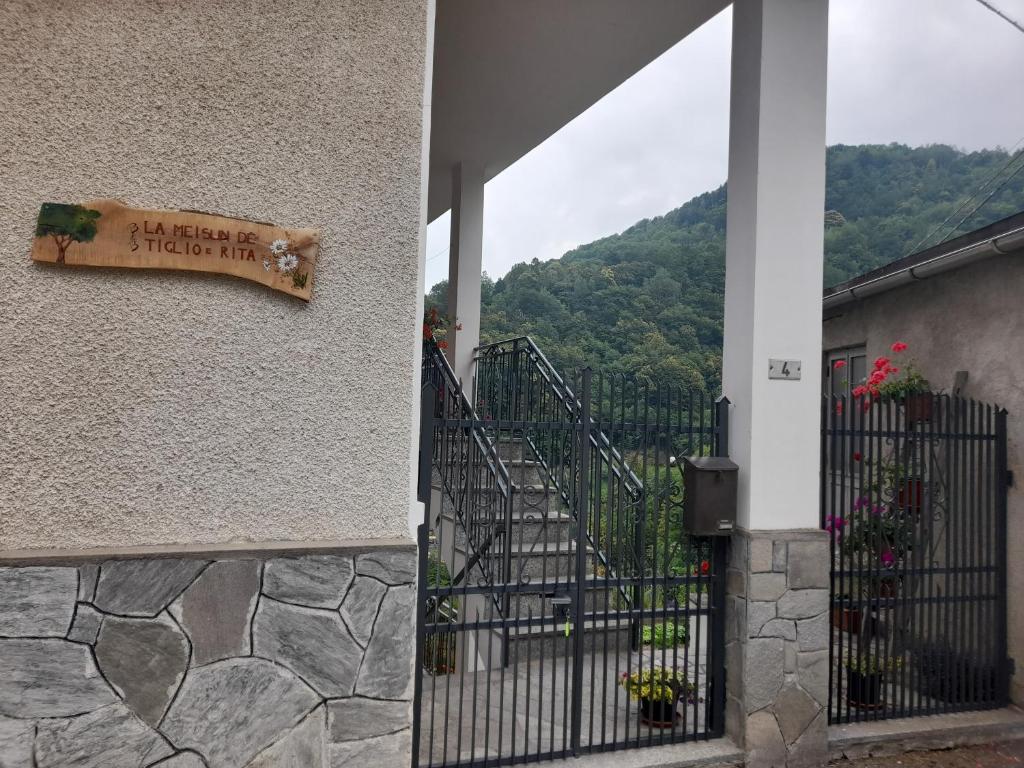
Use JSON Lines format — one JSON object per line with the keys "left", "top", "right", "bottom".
{"left": 619, "top": 667, "right": 698, "bottom": 728}
{"left": 897, "top": 477, "right": 925, "bottom": 512}
{"left": 423, "top": 306, "right": 461, "bottom": 350}
{"left": 851, "top": 341, "right": 929, "bottom": 409}
{"left": 423, "top": 556, "right": 458, "bottom": 675}
{"left": 830, "top": 595, "right": 861, "bottom": 633}
{"left": 833, "top": 495, "right": 911, "bottom": 601}
{"left": 872, "top": 451, "right": 927, "bottom": 515}
{"left": 880, "top": 366, "right": 932, "bottom": 425}
{"left": 846, "top": 654, "right": 901, "bottom": 709}
{"left": 850, "top": 341, "right": 932, "bottom": 424}
{"left": 871, "top": 575, "right": 899, "bottom": 599}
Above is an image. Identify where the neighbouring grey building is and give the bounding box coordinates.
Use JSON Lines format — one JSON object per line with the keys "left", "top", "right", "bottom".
{"left": 823, "top": 210, "right": 1024, "bottom": 705}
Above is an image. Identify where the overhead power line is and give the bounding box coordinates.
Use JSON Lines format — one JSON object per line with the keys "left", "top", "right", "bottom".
{"left": 425, "top": 245, "right": 450, "bottom": 263}
{"left": 974, "top": 0, "right": 1024, "bottom": 34}
{"left": 938, "top": 155, "right": 1024, "bottom": 244}
{"left": 907, "top": 136, "right": 1024, "bottom": 254}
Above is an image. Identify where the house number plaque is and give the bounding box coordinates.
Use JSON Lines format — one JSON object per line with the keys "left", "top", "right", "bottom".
{"left": 768, "top": 359, "right": 802, "bottom": 380}
{"left": 31, "top": 199, "right": 319, "bottom": 301}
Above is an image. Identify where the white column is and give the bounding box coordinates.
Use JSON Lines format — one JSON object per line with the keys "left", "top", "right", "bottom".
{"left": 447, "top": 161, "right": 485, "bottom": 387}
{"left": 722, "top": 0, "right": 829, "bottom": 530}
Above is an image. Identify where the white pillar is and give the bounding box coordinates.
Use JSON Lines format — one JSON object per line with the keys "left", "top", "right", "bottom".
{"left": 722, "top": 0, "right": 829, "bottom": 531}
{"left": 447, "top": 161, "right": 485, "bottom": 387}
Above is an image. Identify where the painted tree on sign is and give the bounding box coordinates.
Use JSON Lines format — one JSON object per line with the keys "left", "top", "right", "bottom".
{"left": 35, "top": 203, "right": 102, "bottom": 263}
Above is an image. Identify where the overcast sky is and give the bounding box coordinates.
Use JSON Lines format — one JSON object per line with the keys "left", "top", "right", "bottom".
{"left": 423, "top": 0, "right": 1024, "bottom": 290}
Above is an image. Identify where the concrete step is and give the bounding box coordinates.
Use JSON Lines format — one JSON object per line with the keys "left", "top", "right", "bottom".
{"left": 500, "top": 617, "right": 636, "bottom": 659}
{"left": 440, "top": 508, "right": 577, "bottom": 547}
{"left": 480, "top": 483, "right": 571, "bottom": 521}
{"left": 460, "top": 481, "right": 563, "bottom": 498}
{"left": 494, "top": 542, "right": 597, "bottom": 581}
{"left": 452, "top": 541, "right": 593, "bottom": 580}
{"left": 495, "top": 437, "right": 528, "bottom": 463}
{"left": 492, "top": 436, "right": 574, "bottom": 464}
{"left": 504, "top": 459, "right": 550, "bottom": 487}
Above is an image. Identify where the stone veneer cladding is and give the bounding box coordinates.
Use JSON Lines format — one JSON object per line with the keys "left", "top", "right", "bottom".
{"left": 725, "top": 529, "right": 831, "bottom": 768}
{"left": 0, "top": 546, "right": 415, "bottom": 767}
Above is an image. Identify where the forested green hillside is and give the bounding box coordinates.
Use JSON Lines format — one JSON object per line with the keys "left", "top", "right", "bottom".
{"left": 426, "top": 144, "right": 1024, "bottom": 393}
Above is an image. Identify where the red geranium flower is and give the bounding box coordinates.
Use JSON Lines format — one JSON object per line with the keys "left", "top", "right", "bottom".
{"left": 891, "top": 341, "right": 908, "bottom": 353}
{"left": 873, "top": 356, "right": 890, "bottom": 371}
{"left": 700, "top": 560, "right": 710, "bottom": 575}
{"left": 853, "top": 451, "right": 862, "bottom": 461}
{"left": 833, "top": 360, "right": 847, "bottom": 370}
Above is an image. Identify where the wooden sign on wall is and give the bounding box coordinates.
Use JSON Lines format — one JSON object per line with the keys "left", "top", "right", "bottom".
{"left": 31, "top": 200, "right": 319, "bottom": 301}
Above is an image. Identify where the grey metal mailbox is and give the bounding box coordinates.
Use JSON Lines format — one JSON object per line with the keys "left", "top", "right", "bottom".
{"left": 682, "top": 456, "right": 739, "bottom": 536}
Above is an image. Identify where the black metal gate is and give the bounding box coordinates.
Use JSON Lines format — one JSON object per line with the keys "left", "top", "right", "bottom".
{"left": 413, "top": 338, "right": 728, "bottom": 767}
{"left": 822, "top": 392, "right": 1010, "bottom": 723}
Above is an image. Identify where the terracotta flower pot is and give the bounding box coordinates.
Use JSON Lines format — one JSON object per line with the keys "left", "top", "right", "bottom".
{"left": 831, "top": 606, "right": 861, "bottom": 632}
{"left": 906, "top": 393, "right": 933, "bottom": 424}
{"left": 878, "top": 578, "right": 897, "bottom": 598}
{"left": 898, "top": 479, "right": 924, "bottom": 512}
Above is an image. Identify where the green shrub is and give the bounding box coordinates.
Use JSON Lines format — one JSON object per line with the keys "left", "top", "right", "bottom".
{"left": 426, "top": 555, "right": 452, "bottom": 587}
{"left": 641, "top": 620, "right": 689, "bottom": 649}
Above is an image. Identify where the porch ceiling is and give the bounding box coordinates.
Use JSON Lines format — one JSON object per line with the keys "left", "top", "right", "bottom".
{"left": 427, "top": 0, "right": 730, "bottom": 222}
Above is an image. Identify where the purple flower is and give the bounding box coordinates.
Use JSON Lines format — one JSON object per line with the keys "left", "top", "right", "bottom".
{"left": 880, "top": 549, "right": 895, "bottom": 568}
{"left": 853, "top": 496, "right": 870, "bottom": 511}
{"left": 824, "top": 515, "right": 847, "bottom": 539}
{"left": 871, "top": 504, "right": 885, "bottom": 517}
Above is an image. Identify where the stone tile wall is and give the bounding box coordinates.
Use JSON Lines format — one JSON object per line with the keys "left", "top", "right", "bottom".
{"left": 725, "top": 529, "right": 831, "bottom": 768}
{"left": 0, "top": 546, "right": 416, "bottom": 767}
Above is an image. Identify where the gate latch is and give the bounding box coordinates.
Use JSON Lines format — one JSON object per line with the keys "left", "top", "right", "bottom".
{"left": 550, "top": 594, "right": 573, "bottom": 636}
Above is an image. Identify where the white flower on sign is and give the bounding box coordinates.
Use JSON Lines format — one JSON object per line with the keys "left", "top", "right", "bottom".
{"left": 262, "top": 237, "right": 309, "bottom": 290}
{"left": 277, "top": 253, "right": 299, "bottom": 273}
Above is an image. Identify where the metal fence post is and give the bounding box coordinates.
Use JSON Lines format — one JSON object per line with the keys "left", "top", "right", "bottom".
{"left": 714, "top": 395, "right": 730, "bottom": 458}
{"left": 412, "top": 382, "right": 436, "bottom": 768}
{"left": 570, "top": 368, "right": 592, "bottom": 755}
{"left": 707, "top": 536, "right": 728, "bottom": 737}
{"left": 708, "top": 393, "right": 730, "bottom": 736}
{"left": 418, "top": 382, "right": 436, "bottom": 505}
{"left": 996, "top": 407, "right": 1010, "bottom": 704}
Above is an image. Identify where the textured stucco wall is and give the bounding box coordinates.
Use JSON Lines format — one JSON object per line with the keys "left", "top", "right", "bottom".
{"left": 0, "top": 0, "right": 430, "bottom": 550}
{"left": 823, "top": 254, "right": 1024, "bottom": 703}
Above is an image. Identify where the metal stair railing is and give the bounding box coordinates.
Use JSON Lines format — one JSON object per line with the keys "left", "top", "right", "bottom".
{"left": 476, "top": 336, "right": 644, "bottom": 503}
{"left": 473, "top": 336, "right": 644, "bottom": 591}
{"left": 421, "top": 340, "right": 512, "bottom": 621}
